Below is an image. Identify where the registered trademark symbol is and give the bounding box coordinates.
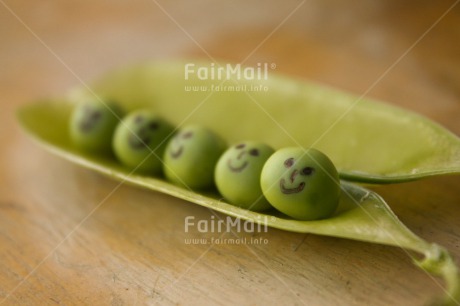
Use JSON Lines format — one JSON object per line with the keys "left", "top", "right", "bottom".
{"left": 270, "top": 63, "right": 277, "bottom": 70}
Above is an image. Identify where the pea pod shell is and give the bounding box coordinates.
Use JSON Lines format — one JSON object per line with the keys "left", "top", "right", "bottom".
{"left": 15, "top": 99, "right": 437, "bottom": 247}
{"left": 17, "top": 99, "right": 460, "bottom": 305}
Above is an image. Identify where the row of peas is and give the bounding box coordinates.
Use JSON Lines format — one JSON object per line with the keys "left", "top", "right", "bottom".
{"left": 69, "top": 99, "right": 340, "bottom": 221}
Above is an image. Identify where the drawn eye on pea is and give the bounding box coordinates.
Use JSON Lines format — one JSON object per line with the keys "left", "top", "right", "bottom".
{"left": 283, "top": 157, "right": 315, "bottom": 175}
{"left": 169, "top": 130, "right": 194, "bottom": 159}
{"left": 301, "top": 166, "right": 315, "bottom": 176}
{"left": 227, "top": 143, "right": 261, "bottom": 173}
{"left": 249, "top": 148, "right": 259, "bottom": 156}
{"left": 284, "top": 157, "right": 294, "bottom": 168}
{"left": 128, "top": 115, "right": 161, "bottom": 150}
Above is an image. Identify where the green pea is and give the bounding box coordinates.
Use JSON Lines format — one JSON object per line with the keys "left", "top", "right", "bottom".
{"left": 163, "top": 125, "right": 226, "bottom": 189}
{"left": 215, "top": 141, "right": 275, "bottom": 211}
{"left": 260, "top": 147, "right": 340, "bottom": 220}
{"left": 112, "top": 109, "right": 174, "bottom": 173}
{"left": 69, "top": 98, "right": 124, "bottom": 153}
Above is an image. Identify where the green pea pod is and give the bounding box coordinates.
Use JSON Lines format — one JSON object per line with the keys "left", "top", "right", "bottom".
{"left": 16, "top": 60, "right": 460, "bottom": 304}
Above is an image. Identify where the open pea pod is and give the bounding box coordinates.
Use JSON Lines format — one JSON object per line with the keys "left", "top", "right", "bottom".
{"left": 65, "top": 60, "right": 460, "bottom": 183}
{"left": 17, "top": 60, "right": 460, "bottom": 304}
{"left": 18, "top": 99, "right": 459, "bottom": 305}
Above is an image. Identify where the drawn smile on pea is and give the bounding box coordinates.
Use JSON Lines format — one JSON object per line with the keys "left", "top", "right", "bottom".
{"left": 279, "top": 157, "right": 315, "bottom": 194}
{"left": 280, "top": 178, "right": 305, "bottom": 194}
{"left": 228, "top": 159, "right": 248, "bottom": 172}
{"left": 128, "top": 115, "right": 160, "bottom": 149}
{"left": 227, "top": 143, "right": 259, "bottom": 173}
{"left": 170, "top": 146, "right": 183, "bottom": 159}
{"left": 169, "top": 131, "right": 193, "bottom": 159}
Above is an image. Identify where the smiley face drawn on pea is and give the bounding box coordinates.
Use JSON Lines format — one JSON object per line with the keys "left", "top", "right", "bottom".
{"left": 112, "top": 110, "right": 174, "bottom": 173}
{"left": 215, "top": 141, "right": 274, "bottom": 211}
{"left": 127, "top": 115, "right": 162, "bottom": 150}
{"left": 227, "top": 143, "right": 261, "bottom": 173}
{"left": 163, "top": 125, "right": 226, "bottom": 189}
{"left": 168, "top": 130, "right": 194, "bottom": 159}
{"left": 279, "top": 157, "right": 315, "bottom": 194}
{"left": 70, "top": 99, "right": 124, "bottom": 153}
{"left": 261, "top": 147, "right": 340, "bottom": 220}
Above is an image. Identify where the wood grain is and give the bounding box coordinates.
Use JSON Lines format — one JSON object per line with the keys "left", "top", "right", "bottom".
{"left": 1, "top": 0, "right": 459, "bottom": 305}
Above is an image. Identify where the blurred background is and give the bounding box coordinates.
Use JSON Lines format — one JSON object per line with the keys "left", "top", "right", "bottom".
{"left": 2, "top": 0, "right": 459, "bottom": 130}
{"left": 1, "top": 0, "right": 459, "bottom": 305}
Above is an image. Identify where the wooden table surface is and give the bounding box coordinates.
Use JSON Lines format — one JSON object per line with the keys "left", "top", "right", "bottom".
{"left": 1, "top": 0, "right": 460, "bottom": 305}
